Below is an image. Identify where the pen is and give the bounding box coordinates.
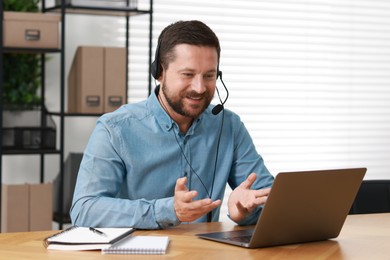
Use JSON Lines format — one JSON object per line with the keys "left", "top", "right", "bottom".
{"left": 89, "top": 227, "right": 107, "bottom": 237}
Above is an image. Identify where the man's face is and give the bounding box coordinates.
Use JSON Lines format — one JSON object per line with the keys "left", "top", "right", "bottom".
{"left": 160, "top": 44, "right": 218, "bottom": 119}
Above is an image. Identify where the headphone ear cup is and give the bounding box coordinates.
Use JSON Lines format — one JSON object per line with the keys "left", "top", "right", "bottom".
{"left": 151, "top": 60, "right": 159, "bottom": 79}
{"left": 151, "top": 41, "right": 161, "bottom": 79}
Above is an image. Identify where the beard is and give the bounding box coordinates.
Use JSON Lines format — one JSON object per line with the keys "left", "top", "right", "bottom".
{"left": 161, "top": 79, "right": 213, "bottom": 119}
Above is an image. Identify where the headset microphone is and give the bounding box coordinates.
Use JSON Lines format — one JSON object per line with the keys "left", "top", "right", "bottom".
{"left": 212, "top": 71, "right": 229, "bottom": 115}
{"left": 212, "top": 104, "right": 224, "bottom": 115}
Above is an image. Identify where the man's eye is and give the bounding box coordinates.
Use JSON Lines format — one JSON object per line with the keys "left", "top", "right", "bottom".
{"left": 204, "top": 74, "right": 215, "bottom": 80}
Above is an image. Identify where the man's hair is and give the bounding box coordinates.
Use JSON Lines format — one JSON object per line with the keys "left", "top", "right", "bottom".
{"left": 156, "top": 20, "right": 221, "bottom": 72}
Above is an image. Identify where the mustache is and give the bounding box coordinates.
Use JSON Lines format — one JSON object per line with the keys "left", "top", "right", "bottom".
{"left": 186, "top": 90, "right": 210, "bottom": 99}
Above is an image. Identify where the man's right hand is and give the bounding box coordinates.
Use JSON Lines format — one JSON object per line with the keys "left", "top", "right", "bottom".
{"left": 174, "top": 177, "right": 221, "bottom": 222}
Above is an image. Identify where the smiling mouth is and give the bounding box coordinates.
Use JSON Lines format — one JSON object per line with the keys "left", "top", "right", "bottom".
{"left": 188, "top": 95, "right": 203, "bottom": 100}
{"left": 187, "top": 96, "right": 205, "bottom": 107}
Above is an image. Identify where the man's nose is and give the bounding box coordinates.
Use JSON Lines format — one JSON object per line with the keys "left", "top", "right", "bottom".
{"left": 191, "top": 75, "right": 207, "bottom": 93}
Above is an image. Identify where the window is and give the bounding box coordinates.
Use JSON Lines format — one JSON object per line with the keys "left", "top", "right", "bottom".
{"left": 111, "top": 0, "right": 390, "bottom": 221}
{"left": 126, "top": 0, "right": 390, "bottom": 180}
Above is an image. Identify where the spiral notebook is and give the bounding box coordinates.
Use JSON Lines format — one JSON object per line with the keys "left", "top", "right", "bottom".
{"left": 102, "top": 235, "right": 170, "bottom": 255}
{"left": 43, "top": 226, "right": 135, "bottom": 251}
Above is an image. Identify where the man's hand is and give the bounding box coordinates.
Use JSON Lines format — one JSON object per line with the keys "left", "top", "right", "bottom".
{"left": 174, "top": 177, "right": 221, "bottom": 222}
{"left": 228, "top": 173, "right": 271, "bottom": 223}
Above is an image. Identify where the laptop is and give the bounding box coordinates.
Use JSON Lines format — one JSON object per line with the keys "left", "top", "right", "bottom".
{"left": 197, "top": 168, "right": 366, "bottom": 248}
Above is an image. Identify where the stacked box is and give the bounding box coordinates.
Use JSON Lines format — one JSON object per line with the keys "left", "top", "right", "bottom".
{"left": 3, "top": 11, "right": 60, "bottom": 49}
{"left": 1, "top": 183, "right": 53, "bottom": 232}
{"left": 68, "top": 46, "right": 105, "bottom": 113}
{"left": 68, "top": 46, "right": 126, "bottom": 113}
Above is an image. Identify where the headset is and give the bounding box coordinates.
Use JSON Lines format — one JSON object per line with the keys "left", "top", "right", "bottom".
{"left": 151, "top": 40, "right": 229, "bottom": 115}
{"left": 151, "top": 39, "right": 162, "bottom": 80}
{"left": 151, "top": 38, "right": 229, "bottom": 222}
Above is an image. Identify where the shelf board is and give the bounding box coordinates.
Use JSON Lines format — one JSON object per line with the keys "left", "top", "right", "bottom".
{"left": 2, "top": 47, "right": 61, "bottom": 53}
{"left": 1, "top": 148, "right": 61, "bottom": 155}
{"left": 44, "top": 4, "right": 151, "bottom": 17}
{"left": 49, "top": 112, "right": 102, "bottom": 117}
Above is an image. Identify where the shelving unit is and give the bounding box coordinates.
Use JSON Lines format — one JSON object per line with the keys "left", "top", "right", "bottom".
{"left": 0, "top": 0, "right": 153, "bottom": 231}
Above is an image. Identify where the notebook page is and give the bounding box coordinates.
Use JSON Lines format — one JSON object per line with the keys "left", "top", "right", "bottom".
{"left": 102, "top": 236, "right": 170, "bottom": 254}
{"left": 47, "top": 227, "right": 134, "bottom": 244}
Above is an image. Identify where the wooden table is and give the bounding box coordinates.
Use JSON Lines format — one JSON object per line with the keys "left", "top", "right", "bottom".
{"left": 0, "top": 213, "right": 389, "bottom": 259}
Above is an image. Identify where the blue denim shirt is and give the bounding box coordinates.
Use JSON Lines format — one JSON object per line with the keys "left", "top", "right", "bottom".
{"left": 70, "top": 88, "right": 274, "bottom": 229}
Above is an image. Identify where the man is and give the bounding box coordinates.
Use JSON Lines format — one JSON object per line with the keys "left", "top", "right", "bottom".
{"left": 70, "top": 20, "right": 274, "bottom": 229}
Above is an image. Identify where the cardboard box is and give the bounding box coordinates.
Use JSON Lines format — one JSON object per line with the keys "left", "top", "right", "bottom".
{"left": 3, "top": 11, "right": 60, "bottom": 49}
{"left": 68, "top": 46, "right": 126, "bottom": 113}
{"left": 29, "top": 183, "right": 53, "bottom": 231}
{"left": 68, "top": 46, "right": 104, "bottom": 113}
{"left": 1, "top": 184, "right": 29, "bottom": 232}
{"left": 1, "top": 183, "right": 53, "bottom": 232}
{"left": 104, "top": 47, "right": 126, "bottom": 113}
